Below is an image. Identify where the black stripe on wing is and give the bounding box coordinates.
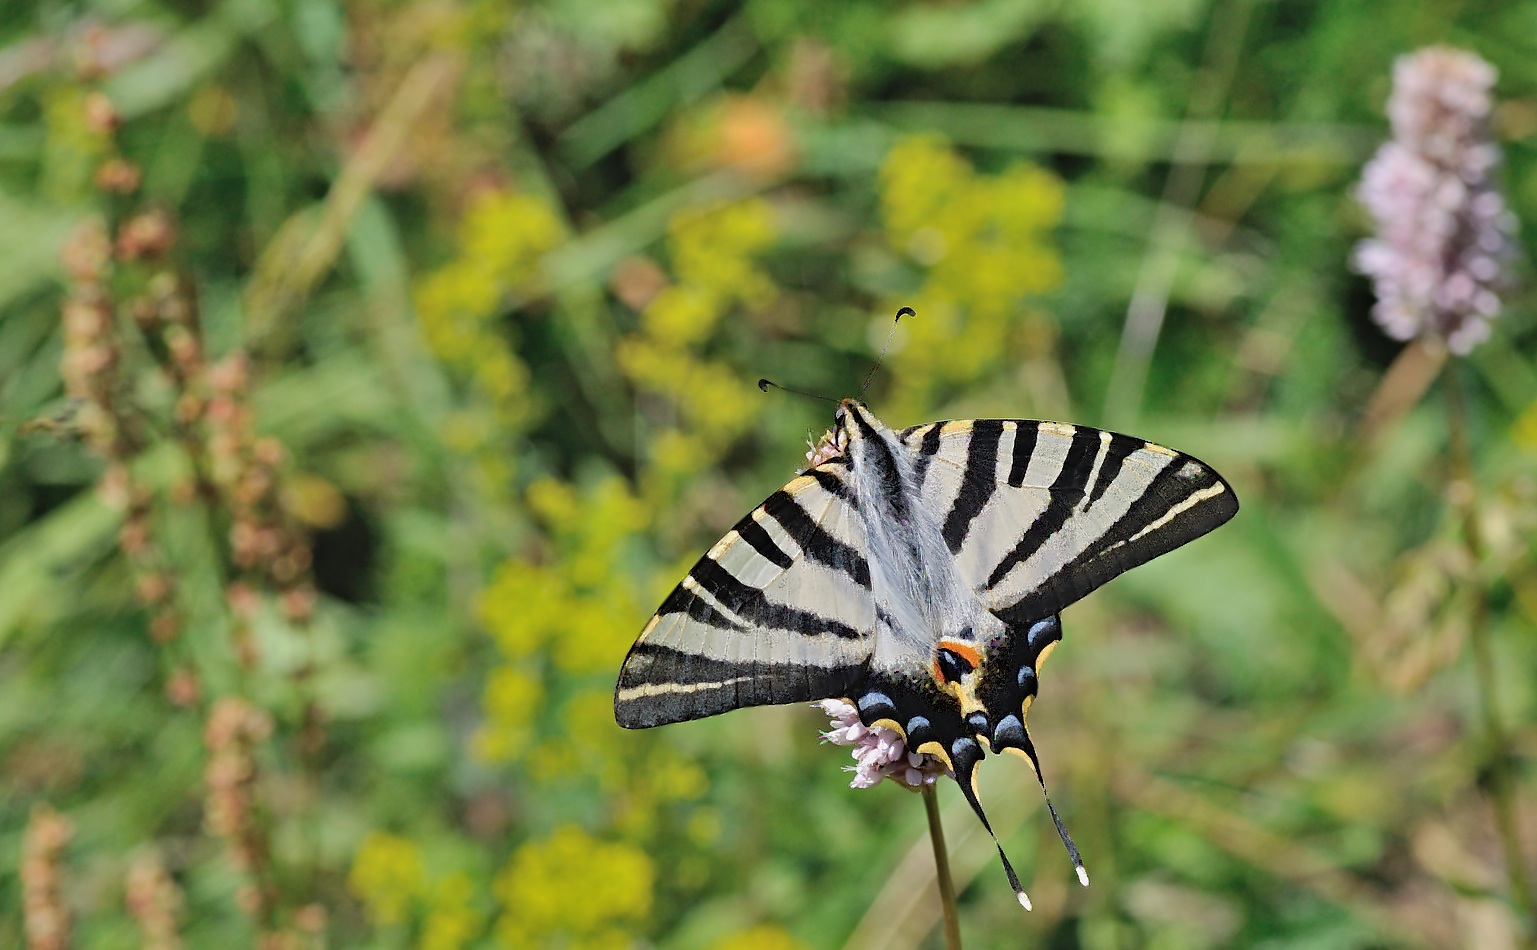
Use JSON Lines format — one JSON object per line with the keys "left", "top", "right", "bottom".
{"left": 1086, "top": 432, "right": 1145, "bottom": 509}
{"left": 678, "top": 556, "right": 865, "bottom": 640}
{"left": 763, "top": 489, "right": 872, "bottom": 590}
{"left": 942, "top": 420, "right": 1005, "bottom": 554}
{"left": 984, "top": 430, "right": 1098, "bottom": 588}
{"left": 615, "top": 642, "right": 865, "bottom": 728}
{"left": 657, "top": 581, "right": 746, "bottom": 631}
{"left": 908, "top": 421, "right": 946, "bottom": 490}
{"left": 994, "top": 450, "right": 1237, "bottom": 626}
{"left": 733, "top": 517, "right": 794, "bottom": 570}
{"left": 1006, "top": 421, "right": 1039, "bottom": 487}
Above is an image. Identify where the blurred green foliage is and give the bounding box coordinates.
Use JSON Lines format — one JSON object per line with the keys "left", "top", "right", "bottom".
{"left": 2, "top": 1, "right": 1537, "bottom": 948}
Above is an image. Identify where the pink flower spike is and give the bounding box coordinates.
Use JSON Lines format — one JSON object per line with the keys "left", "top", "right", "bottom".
{"left": 814, "top": 700, "right": 949, "bottom": 790}
{"left": 1353, "top": 47, "right": 1515, "bottom": 354}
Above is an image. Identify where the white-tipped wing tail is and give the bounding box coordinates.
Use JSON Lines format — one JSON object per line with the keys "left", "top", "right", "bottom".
{"left": 614, "top": 464, "right": 875, "bottom": 728}
{"left": 898, "top": 419, "right": 1238, "bottom": 625}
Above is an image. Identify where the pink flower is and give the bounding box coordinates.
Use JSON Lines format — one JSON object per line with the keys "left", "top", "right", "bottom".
{"left": 815, "top": 699, "right": 949, "bottom": 790}
{"left": 803, "top": 427, "right": 845, "bottom": 469}
{"left": 1353, "top": 47, "right": 1515, "bottom": 354}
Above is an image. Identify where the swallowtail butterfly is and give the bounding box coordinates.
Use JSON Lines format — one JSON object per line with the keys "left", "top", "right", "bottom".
{"left": 615, "top": 392, "right": 1237, "bottom": 906}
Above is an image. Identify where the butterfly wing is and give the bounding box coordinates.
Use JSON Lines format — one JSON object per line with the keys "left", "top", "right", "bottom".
{"left": 871, "top": 417, "right": 1235, "bottom": 897}
{"left": 898, "top": 418, "right": 1237, "bottom": 625}
{"left": 615, "top": 464, "right": 875, "bottom": 728}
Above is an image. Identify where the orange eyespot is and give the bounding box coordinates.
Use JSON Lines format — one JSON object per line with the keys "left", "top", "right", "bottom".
{"left": 933, "top": 640, "right": 982, "bottom": 684}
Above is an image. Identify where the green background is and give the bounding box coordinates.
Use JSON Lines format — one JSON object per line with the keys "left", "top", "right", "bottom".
{"left": 2, "top": 1, "right": 1535, "bottom": 948}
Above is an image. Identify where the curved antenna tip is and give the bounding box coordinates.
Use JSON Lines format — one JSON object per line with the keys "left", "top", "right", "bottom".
{"left": 1016, "top": 890, "right": 1033, "bottom": 911}
{"left": 895, "top": 306, "right": 916, "bottom": 320}
{"left": 757, "top": 378, "right": 773, "bottom": 393}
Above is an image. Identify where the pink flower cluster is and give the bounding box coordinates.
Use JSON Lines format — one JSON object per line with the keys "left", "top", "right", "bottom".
{"left": 1354, "top": 47, "right": 1514, "bottom": 354}
{"left": 816, "top": 699, "right": 949, "bottom": 789}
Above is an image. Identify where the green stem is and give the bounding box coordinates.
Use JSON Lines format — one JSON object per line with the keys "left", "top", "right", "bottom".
{"left": 1444, "top": 363, "right": 1536, "bottom": 946}
{"left": 922, "top": 783, "right": 963, "bottom": 950}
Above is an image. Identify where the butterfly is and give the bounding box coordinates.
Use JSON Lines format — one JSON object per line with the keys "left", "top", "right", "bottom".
{"left": 614, "top": 396, "right": 1237, "bottom": 906}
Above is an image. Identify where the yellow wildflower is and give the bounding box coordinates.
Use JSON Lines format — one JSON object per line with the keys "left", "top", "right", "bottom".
{"left": 480, "top": 561, "right": 566, "bottom": 659}
{"left": 413, "top": 188, "right": 560, "bottom": 438}
{"left": 420, "top": 871, "right": 483, "bottom": 950}
{"left": 494, "top": 826, "right": 653, "bottom": 948}
{"left": 552, "top": 596, "right": 641, "bottom": 674}
{"left": 1515, "top": 398, "right": 1537, "bottom": 454}
{"left": 473, "top": 664, "right": 543, "bottom": 762}
{"left": 347, "top": 832, "right": 423, "bottom": 926}
{"left": 642, "top": 284, "right": 723, "bottom": 347}
{"left": 876, "top": 135, "right": 1064, "bottom": 412}
{"left": 460, "top": 191, "right": 563, "bottom": 289}
{"left": 712, "top": 924, "right": 807, "bottom": 950}
{"left": 669, "top": 199, "right": 778, "bottom": 306}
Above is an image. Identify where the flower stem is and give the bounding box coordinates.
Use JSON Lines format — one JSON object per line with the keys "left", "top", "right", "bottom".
{"left": 922, "top": 783, "right": 964, "bottom": 950}
{"left": 1443, "top": 363, "right": 1536, "bottom": 945}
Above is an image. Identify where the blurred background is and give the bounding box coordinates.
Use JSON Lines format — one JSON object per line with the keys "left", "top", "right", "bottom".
{"left": 2, "top": 1, "right": 1536, "bottom": 948}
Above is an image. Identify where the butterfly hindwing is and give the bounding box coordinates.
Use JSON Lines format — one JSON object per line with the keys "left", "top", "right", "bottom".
{"left": 614, "top": 462, "right": 875, "bottom": 729}
{"left": 899, "top": 418, "right": 1238, "bottom": 625}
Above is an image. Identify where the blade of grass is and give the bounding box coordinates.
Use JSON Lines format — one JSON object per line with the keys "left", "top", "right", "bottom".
{"left": 1102, "top": 0, "right": 1256, "bottom": 429}
{"left": 555, "top": 15, "right": 757, "bottom": 170}
{"left": 242, "top": 52, "right": 459, "bottom": 354}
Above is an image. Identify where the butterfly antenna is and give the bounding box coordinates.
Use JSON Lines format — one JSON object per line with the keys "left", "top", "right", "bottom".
{"left": 758, "top": 378, "right": 838, "bottom": 404}
{"left": 859, "top": 306, "right": 915, "bottom": 395}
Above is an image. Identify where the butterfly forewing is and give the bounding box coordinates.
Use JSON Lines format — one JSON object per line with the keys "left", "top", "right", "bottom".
{"left": 899, "top": 419, "right": 1237, "bottom": 624}
{"left": 614, "top": 464, "right": 875, "bottom": 729}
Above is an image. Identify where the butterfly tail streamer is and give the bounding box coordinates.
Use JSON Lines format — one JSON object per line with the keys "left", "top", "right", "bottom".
{"left": 989, "top": 719, "right": 1091, "bottom": 888}
{"left": 1020, "top": 732, "right": 1090, "bottom": 888}
{"left": 950, "top": 739, "right": 1034, "bottom": 910}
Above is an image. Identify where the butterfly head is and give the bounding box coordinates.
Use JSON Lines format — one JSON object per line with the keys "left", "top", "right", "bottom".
{"left": 806, "top": 399, "right": 877, "bottom": 468}
{"left": 833, "top": 398, "right": 889, "bottom": 444}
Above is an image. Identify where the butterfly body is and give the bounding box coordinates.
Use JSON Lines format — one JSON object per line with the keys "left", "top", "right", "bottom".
{"left": 615, "top": 399, "right": 1237, "bottom": 901}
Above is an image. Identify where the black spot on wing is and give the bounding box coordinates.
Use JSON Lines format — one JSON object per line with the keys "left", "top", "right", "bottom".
{"left": 942, "top": 420, "right": 1003, "bottom": 554}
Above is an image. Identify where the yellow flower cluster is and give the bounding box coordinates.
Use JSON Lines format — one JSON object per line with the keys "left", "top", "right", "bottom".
{"left": 421, "top": 872, "right": 482, "bottom": 950}
{"left": 617, "top": 199, "right": 779, "bottom": 477}
{"left": 346, "top": 834, "right": 484, "bottom": 949}
{"left": 41, "top": 86, "right": 113, "bottom": 201}
{"left": 711, "top": 924, "right": 808, "bottom": 950}
{"left": 493, "top": 825, "right": 653, "bottom": 950}
{"left": 878, "top": 136, "right": 1064, "bottom": 411}
{"left": 414, "top": 189, "right": 564, "bottom": 440}
{"left": 667, "top": 199, "right": 778, "bottom": 307}
{"left": 1515, "top": 397, "right": 1537, "bottom": 455}
{"left": 347, "top": 831, "right": 423, "bottom": 926}
{"left": 474, "top": 477, "right": 649, "bottom": 764}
